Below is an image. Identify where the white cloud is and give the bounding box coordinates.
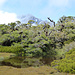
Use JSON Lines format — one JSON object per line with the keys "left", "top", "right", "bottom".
{"left": 0, "top": 11, "right": 19, "bottom": 24}
{"left": 0, "top": 0, "right": 19, "bottom": 24}
{"left": 0, "top": 0, "right": 7, "bottom": 6}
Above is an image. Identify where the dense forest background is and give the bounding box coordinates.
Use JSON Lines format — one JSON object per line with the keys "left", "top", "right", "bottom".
{"left": 0, "top": 16, "right": 75, "bottom": 74}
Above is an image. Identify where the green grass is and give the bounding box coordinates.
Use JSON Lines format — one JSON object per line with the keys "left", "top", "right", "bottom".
{"left": 0, "top": 52, "right": 15, "bottom": 61}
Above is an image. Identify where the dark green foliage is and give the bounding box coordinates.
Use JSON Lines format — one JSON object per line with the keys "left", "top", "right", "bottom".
{"left": 0, "top": 24, "right": 9, "bottom": 34}
{"left": 8, "top": 22, "right": 17, "bottom": 31}
{"left": 57, "top": 16, "right": 75, "bottom": 24}
{"left": 64, "top": 39, "right": 74, "bottom": 44}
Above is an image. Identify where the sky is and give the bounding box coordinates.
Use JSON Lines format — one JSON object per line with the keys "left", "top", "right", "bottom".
{"left": 0, "top": 0, "right": 75, "bottom": 24}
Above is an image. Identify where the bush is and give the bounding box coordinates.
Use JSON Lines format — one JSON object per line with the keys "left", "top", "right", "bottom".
{"left": 64, "top": 39, "right": 74, "bottom": 44}
{"left": 51, "top": 48, "right": 75, "bottom": 74}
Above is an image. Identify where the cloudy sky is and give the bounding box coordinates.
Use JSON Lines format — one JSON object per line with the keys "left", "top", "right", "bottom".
{"left": 0, "top": 0, "right": 75, "bottom": 24}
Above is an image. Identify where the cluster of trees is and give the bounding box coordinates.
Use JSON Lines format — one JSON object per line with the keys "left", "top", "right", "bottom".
{"left": 0, "top": 16, "right": 75, "bottom": 57}
{"left": 0, "top": 16, "right": 75, "bottom": 73}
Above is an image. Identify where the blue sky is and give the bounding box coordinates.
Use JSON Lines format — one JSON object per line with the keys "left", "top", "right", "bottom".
{"left": 0, "top": 0, "right": 75, "bottom": 24}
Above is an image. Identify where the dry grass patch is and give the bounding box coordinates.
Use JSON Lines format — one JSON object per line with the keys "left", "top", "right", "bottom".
{"left": 0, "top": 66, "right": 57, "bottom": 75}
{"left": 0, "top": 52, "right": 15, "bottom": 58}
{"left": 0, "top": 52, "right": 16, "bottom": 63}
{"left": 0, "top": 66, "right": 74, "bottom": 75}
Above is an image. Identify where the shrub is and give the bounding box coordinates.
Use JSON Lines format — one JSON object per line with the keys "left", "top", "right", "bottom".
{"left": 51, "top": 48, "right": 75, "bottom": 74}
